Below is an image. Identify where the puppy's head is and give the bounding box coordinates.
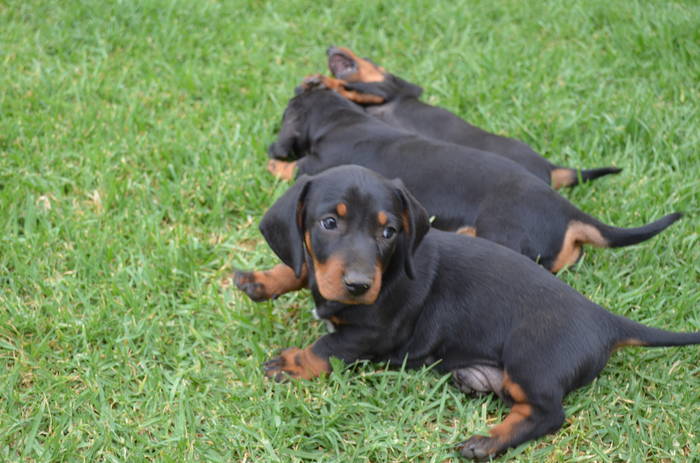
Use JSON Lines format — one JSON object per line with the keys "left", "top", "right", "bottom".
{"left": 327, "top": 46, "right": 386, "bottom": 83}
{"left": 267, "top": 84, "right": 358, "bottom": 160}
{"left": 326, "top": 46, "right": 423, "bottom": 101}
{"left": 260, "top": 165, "right": 429, "bottom": 305}
{"left": 267, "top": 93, "right": 310, "bottom": 160}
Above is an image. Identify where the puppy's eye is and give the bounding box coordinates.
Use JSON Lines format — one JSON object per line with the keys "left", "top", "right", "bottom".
{"left": 382, "top": 226, "right": 397, "bottom": 239}
{"left": 320, "top": 217, "right": 337, "bottom": 230}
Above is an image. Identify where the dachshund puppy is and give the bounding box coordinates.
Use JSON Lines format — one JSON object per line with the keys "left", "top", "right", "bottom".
{"left": 265, "top": 84, "right": 680, "bottom": 273}
{"left": 325, "top": 46, "right": 621, "bottom": 189}
{"left": 254, "top": 165, "right": 699, "bottom": 460}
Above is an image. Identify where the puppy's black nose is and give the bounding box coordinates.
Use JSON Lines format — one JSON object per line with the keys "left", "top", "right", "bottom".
{"left": 344, "top": 278, "right": 371, "bottom": 296}
{"left": 345, "top": 282, "right": 370, "bottom": 296}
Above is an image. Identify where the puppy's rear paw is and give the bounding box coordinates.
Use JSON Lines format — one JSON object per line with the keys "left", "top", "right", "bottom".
{"left": 456, "top": 435, "right": 498, "bottom": 460}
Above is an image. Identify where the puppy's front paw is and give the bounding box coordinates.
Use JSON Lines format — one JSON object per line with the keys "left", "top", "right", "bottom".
{"left": 263, "top": 352, "right": 292, "bottom": 382}
{"left": 233, "top": 269, "right": 274, "bottom": 302}
{"left": 267, "top": 159, "right": 296, "bottom": 181}
{"left": 263, "top": 347, "right": 330, "bottom": 381}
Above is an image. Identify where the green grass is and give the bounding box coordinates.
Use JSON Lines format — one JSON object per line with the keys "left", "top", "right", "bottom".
{"left": 1, "top": 0, "right": 698, "bottom": 461}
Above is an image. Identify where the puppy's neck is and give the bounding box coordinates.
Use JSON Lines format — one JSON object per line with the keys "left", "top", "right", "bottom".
{"left": 373, "top": 74, "right": 423, "bottom": 101}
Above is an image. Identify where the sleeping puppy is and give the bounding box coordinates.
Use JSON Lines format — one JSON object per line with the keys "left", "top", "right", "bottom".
{"left": 325, "top": 46, "right": 621, "bottom": 189}
{"left": 255, "top": 165, "right": 700, "bottom": 460}
{"left": 265, "top": 83, "right": 680, "bottom": 273}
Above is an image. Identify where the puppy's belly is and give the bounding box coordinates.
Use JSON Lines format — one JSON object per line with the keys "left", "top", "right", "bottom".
{"left": 452, "top": 365, "right": 504, "bottom": 397}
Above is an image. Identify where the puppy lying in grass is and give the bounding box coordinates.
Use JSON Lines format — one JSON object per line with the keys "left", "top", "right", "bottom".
{"left": 325, "top": 46, "right": 621, "bottom": 189}
{"left": 264, "top": 81, "right": 680, "bottom": 273}
{"left": 249, "top": 165, "right": 700, "bottom": 460}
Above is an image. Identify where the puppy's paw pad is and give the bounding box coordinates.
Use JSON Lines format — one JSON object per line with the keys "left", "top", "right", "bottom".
{"left": 457, "top": 435, "right": 497, "bottom": 460}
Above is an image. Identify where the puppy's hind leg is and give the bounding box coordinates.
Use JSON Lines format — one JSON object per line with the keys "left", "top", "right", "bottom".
{"left": 457, "top": 371, "right": 565, "bottom": 460}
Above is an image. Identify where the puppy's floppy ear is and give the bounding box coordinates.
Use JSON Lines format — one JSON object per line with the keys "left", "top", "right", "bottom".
{"left": 259, "top": 176, "right": 312, "bottom": 277}
{"left": 392, "top": 178, "right": 430, "bottom": 279}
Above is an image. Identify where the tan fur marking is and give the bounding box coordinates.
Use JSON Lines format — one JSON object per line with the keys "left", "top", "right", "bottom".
{"left": 267, "top": 159, "right": 297, "bottom": 181}
{"left": 402, "top": 211, "right": 411, "bottom": 236}
{"left": 550, "top": 220, "right": 608, "bottom": 273}
{"left": 485, "top": 373, "right": 533, "bottom": 445}
{"left": 551, "top": 168, "right": 577, "bottom": 189}
{"left": 377, "top": 211, "right": 388, "bottom": 226}
{"left": 336, "top": 202, "right": 347, "bottom": 217}
{"left": 275, "top": 346, "right": 331, "bottom": 380}
{"left": 365, "top": 261, "right": 382, "bottom": 304}
{"left": 313, "top": 74, "right": 384, "bottom": 104}
{"left": 252, "top": 264, "right": 307, "bottom": 298}
{"left": 314, "top": 254, "right": 348, "bottom": 302}
{"left": 336, "top": 47, "right": 386, "bottom": 83}
{"left": 304, "top": 234, "right": 346, "bottom": 302}
{"left": 456, "top": 226, "right": 477, "bottom": 237}
{"left": 488, "top": 403, "right": 533, "bottom": 443}
{"left": 304, "top": 231, "right": 313, "bottom": 255}
{"left": 457, "top": 374, "right": 534, "bottom": 457}
{"left": 329, "top": 315, "right": 346, "bottom": 326}
{"left": 305, "top": 232, "right": 382, "bottom": 305}
{"left": 613, "top": 338, "right": 647, "bottom": 351}
{"left": 502, "top": 373, "right": 528, "bottom": 403}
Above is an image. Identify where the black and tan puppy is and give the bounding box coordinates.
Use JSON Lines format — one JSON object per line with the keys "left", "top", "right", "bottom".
{"left": 254, "top": 165, "right": 700, "bottom": 460}
{"left": 324, "top": 46, "right": 621, "bottom": 189}
{"left": 265, "top": 84, "right": 680, "bottom": 274}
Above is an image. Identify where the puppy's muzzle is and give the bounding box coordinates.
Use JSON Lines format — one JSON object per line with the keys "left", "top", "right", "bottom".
{"left": 343, "top": 270, "right": 373, "bottom": 296}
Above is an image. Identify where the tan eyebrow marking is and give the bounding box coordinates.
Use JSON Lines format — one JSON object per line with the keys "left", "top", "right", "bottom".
{"left": 336, "top": 203, "right": 347, "bottom": 217}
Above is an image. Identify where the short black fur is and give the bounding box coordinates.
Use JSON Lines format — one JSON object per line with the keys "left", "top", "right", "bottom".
{"left": 258, "top": 165, "right": 700, "bottom": 460}
{"left": 268, "top": 86, "right": 681, "bottom": 271}
{"left": 326, "top": 46, "right": 621, "bottom": 188}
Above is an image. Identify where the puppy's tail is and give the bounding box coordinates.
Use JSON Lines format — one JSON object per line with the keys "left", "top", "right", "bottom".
{"left": 579, "top": 166, "right": 623, "bottom": 184}
{"left": 591, "top": 212, "right": 683, "bottom": 248}
{"left": 613, "top": 316, "right": 700, "bottom": 349}
{"left": 552, "top": 166, "right": 622, "bottom": 188}
{"left": 551, "top": 211, "right": 681, "bottom": 272}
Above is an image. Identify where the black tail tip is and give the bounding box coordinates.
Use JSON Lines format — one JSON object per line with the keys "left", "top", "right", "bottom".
{"left": 580, "top": 166, "right": 623, "bottom": 182}
{"left": 644, "top": 211, "right": 684, "bottom": 232}
{"left": 601, "top": 211, "right": 684, "bottom": 248}
{"left": 666, "top": 211, "right": 684, "bottom": 224}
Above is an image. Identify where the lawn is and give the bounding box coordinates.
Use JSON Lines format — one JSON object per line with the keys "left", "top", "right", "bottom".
{"left": 0, "top": 0, "right": 698, "bottom": 461}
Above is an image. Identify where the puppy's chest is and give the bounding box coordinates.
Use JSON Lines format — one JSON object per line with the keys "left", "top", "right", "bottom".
{"left": 312, "top": 308, "right": 338, "bottom": 333}
{"left": 312, "top": 303, "right": 357, "bottom": 333}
